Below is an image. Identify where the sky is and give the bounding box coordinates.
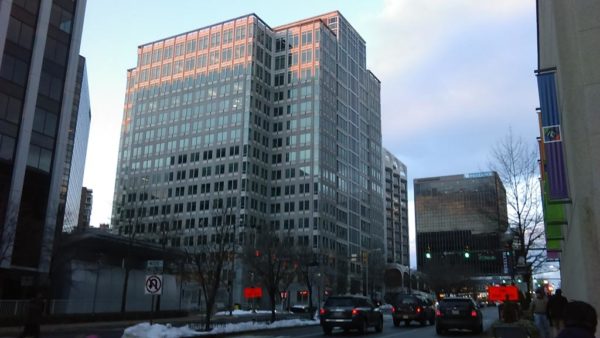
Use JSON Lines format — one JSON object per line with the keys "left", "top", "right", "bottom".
{"left": 80, "top": 0, "right": 540, "bottom": 265}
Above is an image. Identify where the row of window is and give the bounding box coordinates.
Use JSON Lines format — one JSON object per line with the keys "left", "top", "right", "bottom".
{"left": 139, "top": 25, "right": 250, "bottom": 66}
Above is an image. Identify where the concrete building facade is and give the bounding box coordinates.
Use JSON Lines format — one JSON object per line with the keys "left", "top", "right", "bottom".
{"left": 382, "top": 148, "right": 408, "bottom": 266}
{"left": 0, "top": 0, "right": 87, "bottom": 297}
{"left": 536, "top": 0, "right": 600, "bottom": 323}
{"left": 112, "top": 12, "right": 384, "bottom": 305}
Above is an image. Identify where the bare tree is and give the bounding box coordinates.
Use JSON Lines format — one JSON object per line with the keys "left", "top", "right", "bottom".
{"left": 243, "top": 227, "right": 297, "bottom": 323}
{"left": 489, "top": 129, "right": 545, "bottom": 298}
{"left": 186, "top": 205, "right": 236, "bottom": 331}
{"left": 293, "top": 244, "right": 318, "bottom": 318}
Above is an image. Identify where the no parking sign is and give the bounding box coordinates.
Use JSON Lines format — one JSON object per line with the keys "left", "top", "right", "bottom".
{"left": 145, "top": 275, "right": 163, "bottom": 295}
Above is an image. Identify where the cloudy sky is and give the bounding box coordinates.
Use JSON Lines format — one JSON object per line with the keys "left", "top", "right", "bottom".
{"left": 80, "top": 0, "right": 540, "bottom": 264}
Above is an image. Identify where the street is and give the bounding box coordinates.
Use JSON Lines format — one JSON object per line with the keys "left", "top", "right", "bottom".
{"left": 229, "top": 307, "right": 498, "bottom": 338}
{"left": 37, "top": 307, "right": 498, "bottom": 338}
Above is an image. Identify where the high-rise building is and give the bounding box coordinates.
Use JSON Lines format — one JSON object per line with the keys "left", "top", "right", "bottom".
{"left": 112, "top": 12, "right": 384, "bottom": 302}
{"left": 0, "top": 0, "right": 88, "bottom": 296}
{"left": 382, "top": 148, "right": 408, "bottom": 266}
{"left": 76, "top": 187, "right": 92, "bottom": 229}
{"left": 63, "top": 58, "right": 91, "bottom": 233}
{"left": 536, "top": 0, "right": 600, "bottom": 323}
{"left": 414, "top": 172, "right": 509, "bottom": 277}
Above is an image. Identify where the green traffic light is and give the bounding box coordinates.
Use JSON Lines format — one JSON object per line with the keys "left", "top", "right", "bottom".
{"left": 425, "top": 252, "right": 432, "bottom": 259}
{"left": 464, "top": 252, "right": 470, "bottom": 258}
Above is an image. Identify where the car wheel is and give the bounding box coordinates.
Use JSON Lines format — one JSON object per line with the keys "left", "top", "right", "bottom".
{"left": 358, "top": 318, "right": 368, "bottom": 334}
{"left": 375, "top": 317, "right": 383, "bottom": 332}
{"left": 436, "top": 326, "right": 445, "bottom": 335}
{"left": 322, "top": 326, "right": 332, "bottom": 335}
{"left": 429, "top": 315, "right": 435, "bottom": 325}
{"left": 405, "top": 320, "right": 411, "bottom": 326}
{"left": 393, "top": 318, "right": 400, "bottom": 327}
{"left": 420, "top": 319, "right": 426, "bottom": 326}
{"left": 474, "top": 323, "right": 483, "bottom": 334}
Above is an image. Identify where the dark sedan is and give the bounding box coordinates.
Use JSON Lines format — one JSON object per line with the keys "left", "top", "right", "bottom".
{"left": 392, "top": 294, "right": 436, "bottom": 326}
{"left": 435, "top": 297, "right": 483, "bottom": 335}
{"left": 319, "top": 295, "right": 384, "bottom": 335}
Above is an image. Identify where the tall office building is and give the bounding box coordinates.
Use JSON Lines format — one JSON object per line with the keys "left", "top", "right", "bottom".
{"left": 63, "top": 57, "right": 91, "bottom": 232}
{"left": 382, "top": 148, "right": 408, "bottom": 266}
{"left": 414, "top": 172, "right": 509, "bottom": 276}
{"left": 0, "top": 0, "right": 88, "bottom": 296}
{"left": 112, "top": 11, "right": 384, "bottom": 300}
{"left": 536, "top": 0, "right": 600, "bottom": 324}
{"left": 76, "top": 187, "right": 92, "bottom": 229}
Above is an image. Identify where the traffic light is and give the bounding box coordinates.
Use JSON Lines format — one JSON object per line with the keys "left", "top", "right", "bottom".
{"left": 464, "top": 246, "right": 470, "bottom": 259}
{"left": 425, "top": 252, "right": 432, "bottom": 259}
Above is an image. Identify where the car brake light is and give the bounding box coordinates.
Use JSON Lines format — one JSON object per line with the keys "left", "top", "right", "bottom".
{"left": 392, "top": 306, "right": 395, "bottom": 313}
{"left": 320, "top": 308, "right": 327, "bottom": 315}
{"left": 416, "top": 306, "right": 422, "bottom": 313}
{"left": 471, "top": 310, "right": 477, "bottom": 317}
{"left": 352, "top": 308, "right": 360, "bottom": 315}
{"left": 436, "top": 309, "right": 442, "bottom": 317}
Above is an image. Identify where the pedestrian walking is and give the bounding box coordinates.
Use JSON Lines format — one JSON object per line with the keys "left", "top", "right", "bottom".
{"left": 531, "top": 288, "right": 551, "bottom": 338}
{"left": 556, "top": 301, "right": 597, "bottom": 338}
{"left": 18, "top": 293, "right": 44, "bottom": 338}
{"left": 547, "top": 289, "right": 568, "bottom": 336}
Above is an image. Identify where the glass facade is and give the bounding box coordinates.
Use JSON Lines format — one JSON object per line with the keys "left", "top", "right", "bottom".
{"left": 414, "top": 172, "right": 509, "bottom": 276}
{"left": 0, "top": 0, "right": 87, "bottom": 296}
{"left": 112, "top": 12, "right": 384, "bottom": 296}
{"left": 63, "top": 57, "right": 91, "bottom": 232}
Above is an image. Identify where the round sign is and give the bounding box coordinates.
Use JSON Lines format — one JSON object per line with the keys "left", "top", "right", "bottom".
{"left": 145, "top": 275, "right": 162, "bottom": 294}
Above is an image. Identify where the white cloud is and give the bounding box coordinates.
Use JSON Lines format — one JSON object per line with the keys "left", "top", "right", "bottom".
{"left": 367, "top": 0, "right": 532, "bottom": 77}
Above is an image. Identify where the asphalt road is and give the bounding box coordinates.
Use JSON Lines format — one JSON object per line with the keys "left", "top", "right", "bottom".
{"left": 35, "top": 307, "right": 499, "bottom": 338}
{"left": 228, "top": 307, "right": 498, "bottom": 338}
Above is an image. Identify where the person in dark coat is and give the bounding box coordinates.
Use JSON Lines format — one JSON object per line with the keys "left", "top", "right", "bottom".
{"left": 18, "top": 293, "right": 44, "bottom": 338}
{"left": 556, "top": 301, "right": 597, "bottom": 338}
{"left": 547, "top": 289, "right": 568, "bottom": 336}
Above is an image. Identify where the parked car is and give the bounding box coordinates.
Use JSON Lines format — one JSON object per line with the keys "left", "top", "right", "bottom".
{"left": 435, "top": 297, "right": 483, "bottom": 335}
{"left": 391, "top": 294, "right": 436, "bottom": 326}
{"left": 319, "top": 295, "right": 384, "bottom": 335}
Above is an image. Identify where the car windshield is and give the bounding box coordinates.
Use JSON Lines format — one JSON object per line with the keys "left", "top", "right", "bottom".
{"left": 324, "top": 297, "right": 356, "bottom": 307}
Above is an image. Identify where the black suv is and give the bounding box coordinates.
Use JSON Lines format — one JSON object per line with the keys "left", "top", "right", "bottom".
{"left": 392, "top": 294, "right": 436, "bottom": 326}
{"left": 319, "top": 296, "right": 384, "bottom": 335}
{"left": 435, "top": 297, "right": 483, "bottom": 335}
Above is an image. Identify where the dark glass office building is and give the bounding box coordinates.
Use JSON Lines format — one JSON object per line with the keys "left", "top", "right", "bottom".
{"left": 414, "top": 172, "right": 509, "bottom": 276}
{"left": 0, "top": 0, "right": 88, "bottom": 297}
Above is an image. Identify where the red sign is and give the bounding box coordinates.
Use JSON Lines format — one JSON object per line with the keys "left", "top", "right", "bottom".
{"left": 488, "top": 285, "right": 519, "bottom": 302}
{"left": 244, "top": 287, "right": 263, "bottom": 299}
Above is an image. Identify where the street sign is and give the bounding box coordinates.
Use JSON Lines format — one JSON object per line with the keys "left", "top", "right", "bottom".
{"left": 145, "top": 275, "right": 163, "bottom": 295}
{"left": 146, "top": 260, "right": 163, "bottom": 269}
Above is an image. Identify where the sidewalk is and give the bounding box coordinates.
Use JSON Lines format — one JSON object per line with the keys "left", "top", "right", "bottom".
{"left": 0, "top": 311, "right": 313, "bottom": 337}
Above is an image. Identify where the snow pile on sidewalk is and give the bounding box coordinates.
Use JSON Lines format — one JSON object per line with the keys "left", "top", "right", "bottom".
{"left": 123, "top": 317, "right": 319, "bottom": 337}
{"left": 122, "top": 323, "right": 201, "bottom": 338}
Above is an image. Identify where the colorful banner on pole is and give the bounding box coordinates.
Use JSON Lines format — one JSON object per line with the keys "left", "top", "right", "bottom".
{"left": 536, "top": 71, "right": 569, "bottom": 200}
